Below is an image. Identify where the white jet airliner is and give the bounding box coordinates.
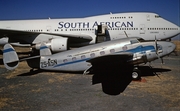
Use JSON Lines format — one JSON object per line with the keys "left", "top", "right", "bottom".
{"left": 0, "top": 12, "right": 179, "bottom": 52}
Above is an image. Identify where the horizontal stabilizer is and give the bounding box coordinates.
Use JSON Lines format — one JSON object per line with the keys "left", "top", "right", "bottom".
{"left": 3, "top": 44, "right": 19, "bottom": 70}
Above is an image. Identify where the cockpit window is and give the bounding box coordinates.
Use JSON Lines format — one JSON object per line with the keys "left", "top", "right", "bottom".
{"left": 155, "top": 15, "right": 161, "bottom": 18}
{"left": 157, "top": 44, "right": 162, "bottom": 50}
{"left": 130, "top": 39, "right": 139, "bottom": 44}
{"left": 157, "top": 44, "right": 163, "bottom": 53}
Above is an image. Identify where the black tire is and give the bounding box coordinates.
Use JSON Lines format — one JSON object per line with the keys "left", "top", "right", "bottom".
{"left": 132, "top": 69, "right": 141, "bottom": 80}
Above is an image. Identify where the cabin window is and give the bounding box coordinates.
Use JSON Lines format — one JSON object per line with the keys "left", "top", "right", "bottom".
{"left": 63, "top": 59, "right": 68, "bottom": 63}
{"left": 90, "top": 53, "right": 95, "bottom": 58}
{"left": 110, "top": 49, "right": 115, "bottom": 53}
{"left": 72, "top": 57, "right": 76, "bottom": 61}
{"left": 122, "top": 45, "right": 127, "bottom": 51}
{"left": 100, "top": 51, "right": 105, "bottom": 55}
{"left": 81, "top": 55, "right": 86, "bottom": 59}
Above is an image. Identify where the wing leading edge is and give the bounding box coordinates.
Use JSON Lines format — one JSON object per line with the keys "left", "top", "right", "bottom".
{"left": 0, "top": 28, "right": 93, "bottom": 43}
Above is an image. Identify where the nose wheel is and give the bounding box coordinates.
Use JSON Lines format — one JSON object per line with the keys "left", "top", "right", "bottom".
{"left": 132, "top": 68, "right": 141, "bottom": 80}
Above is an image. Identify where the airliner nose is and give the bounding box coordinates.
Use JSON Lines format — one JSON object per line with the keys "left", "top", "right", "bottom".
{"left": 173, "top": 24, "right": 180, "bottom": 36}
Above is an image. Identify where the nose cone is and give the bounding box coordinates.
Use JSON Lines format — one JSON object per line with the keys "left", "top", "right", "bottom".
{"left": 0, "top": 37, "right": 8, "bottom": 45}
{"left": 174, "top": 25, "right": 180, "bottom": 37}
{"left": 167, "top": 42, "right": 176, "bottom": 54}
{"left": 169, "top": 24, "right": 180, "bottom": 39}
{"left": 162, "top": 20, "right": 180, "bottom": 39}
{"left": 158, "top": 41, "right": 176, "bottom": 57}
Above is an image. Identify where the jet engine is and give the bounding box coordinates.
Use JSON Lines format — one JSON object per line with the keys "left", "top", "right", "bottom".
{"left": 35, "top": 37, "right": 68, "bottom": 52}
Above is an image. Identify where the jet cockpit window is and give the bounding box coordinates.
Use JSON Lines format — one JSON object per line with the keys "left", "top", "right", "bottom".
{"left": 155, "top": 15, "right": 161, "bottom": 18}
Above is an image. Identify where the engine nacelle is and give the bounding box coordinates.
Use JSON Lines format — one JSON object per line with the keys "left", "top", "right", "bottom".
{"left": 35, "top": 38, "right": 68, "bottom": 52}
{"left": 50, "top": 38, "right": 68, "bottom": 52}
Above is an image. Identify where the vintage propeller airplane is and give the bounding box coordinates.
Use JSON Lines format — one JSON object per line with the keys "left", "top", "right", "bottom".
{"left": 3, "top": 37, "right": 176, "bottom": 95}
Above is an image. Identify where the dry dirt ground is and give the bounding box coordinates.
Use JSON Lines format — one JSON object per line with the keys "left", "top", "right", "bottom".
{"left": 0, "top": 41, "right": 179, "bottom": 111}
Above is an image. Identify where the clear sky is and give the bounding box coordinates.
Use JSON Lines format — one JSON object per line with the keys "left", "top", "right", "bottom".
{"left": 0, "top": 0, "right": 179, "bottom": 39}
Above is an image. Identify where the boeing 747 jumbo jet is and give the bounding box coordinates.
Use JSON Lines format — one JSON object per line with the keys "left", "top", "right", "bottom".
{"left": 3, "top": 37, "right": 175, "bottom": 95}
{"left": 0, "top": 12, "right": 179, "bottom": 53}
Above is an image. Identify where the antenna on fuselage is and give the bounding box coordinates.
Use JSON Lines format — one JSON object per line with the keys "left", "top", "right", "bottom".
{"left": 124, "top": 31, "right": 128, "bottom": 38}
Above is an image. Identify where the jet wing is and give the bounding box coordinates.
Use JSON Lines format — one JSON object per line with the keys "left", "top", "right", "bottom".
{"left": 86, "top": 52, "right": 134, "bottom": 95}
{"left": 0, "top": 29, "right": 34, "bottom": 36}
{"left": 0, "top": 28, "right": 93, "bottom": 43}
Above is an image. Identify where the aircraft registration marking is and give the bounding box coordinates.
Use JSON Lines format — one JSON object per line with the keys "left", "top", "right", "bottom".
{"left": 40, "top": 58, "right": 57, "bottom": 68}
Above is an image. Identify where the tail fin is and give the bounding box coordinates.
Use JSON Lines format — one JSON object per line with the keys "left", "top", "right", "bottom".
{"left": 3, "top": 44, "right": 19, "bottom": 70}
{"left": 40, "top": 43, "right": 52, "bottom": 56}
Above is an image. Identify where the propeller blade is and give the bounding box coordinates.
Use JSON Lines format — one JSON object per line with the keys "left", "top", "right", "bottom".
{"left": 161, "top": 58, "right": 164, "bottom": 64}
{"left": 155, "top": 36, "right": 158, "bottom": 54}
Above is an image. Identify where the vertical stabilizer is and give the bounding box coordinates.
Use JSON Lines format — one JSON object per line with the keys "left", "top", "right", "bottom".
{"left": 40, "top": 43, "right": 52, "bottom": 56}
{"left": 3, "top": 44, "right": 19, "bottom": 70}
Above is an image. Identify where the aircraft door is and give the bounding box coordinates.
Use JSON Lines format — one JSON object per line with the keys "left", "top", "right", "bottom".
{"left": 146, "top": 15, "right": 150, "bottom": 21}
{"left": 139, "top": 24, "right": 146, "bottom": 34}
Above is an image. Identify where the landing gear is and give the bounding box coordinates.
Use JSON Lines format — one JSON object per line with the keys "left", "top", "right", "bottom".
{"left": 132, "top": 67, "right": 141, "bottom": 80}
{"left": 26, "top": 48, "right": 40, "bottom": 69}
{"left": 30, "top": 68, "right": 34, "bottom": 73}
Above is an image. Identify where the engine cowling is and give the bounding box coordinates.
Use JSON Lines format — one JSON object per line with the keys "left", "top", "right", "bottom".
{"left": 35, "top": 38, "right": 68, "bottom": 52}
{"left": 50, "top": 38, "right": 68, "bottom": 52}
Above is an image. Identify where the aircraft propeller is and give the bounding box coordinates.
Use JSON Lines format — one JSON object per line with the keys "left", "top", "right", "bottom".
{"left": 155, "top": 36, "right": 164, "bottom": 65}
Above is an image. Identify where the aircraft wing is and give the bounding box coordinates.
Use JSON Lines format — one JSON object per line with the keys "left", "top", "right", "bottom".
{"left": 0, "top": 28, "right": 93, "bottom": 43}
{"left": 86, "top": 52, "right": 134, "bottom": 95}
{"left": 87, "top": 52, "right": 133, "bottom": 64}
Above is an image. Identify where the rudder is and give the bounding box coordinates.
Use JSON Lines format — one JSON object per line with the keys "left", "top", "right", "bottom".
{"left": 3, "top": 44, "right": 19, "bottom": 70}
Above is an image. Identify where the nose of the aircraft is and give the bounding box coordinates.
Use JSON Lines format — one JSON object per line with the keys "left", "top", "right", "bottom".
{"left": 173, "top": 24, "right": 180, "bottom": 37}
{"left": 159, "top": 41, "right": 176, "bottom": 57}
{"left": 167, "top": 42, "right": 176, "bottom": 54}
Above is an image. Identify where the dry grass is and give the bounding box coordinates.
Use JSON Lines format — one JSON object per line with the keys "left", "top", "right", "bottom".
{"left": 172, "top": 40, "right": 180, "bottom": 51}
{"left": 0, "top": 97, "right": 11, "bottom": 108}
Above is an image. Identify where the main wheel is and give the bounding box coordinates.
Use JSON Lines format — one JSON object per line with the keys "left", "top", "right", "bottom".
{"left": 132, "top": 69, "right": 141, "bottom": 80}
